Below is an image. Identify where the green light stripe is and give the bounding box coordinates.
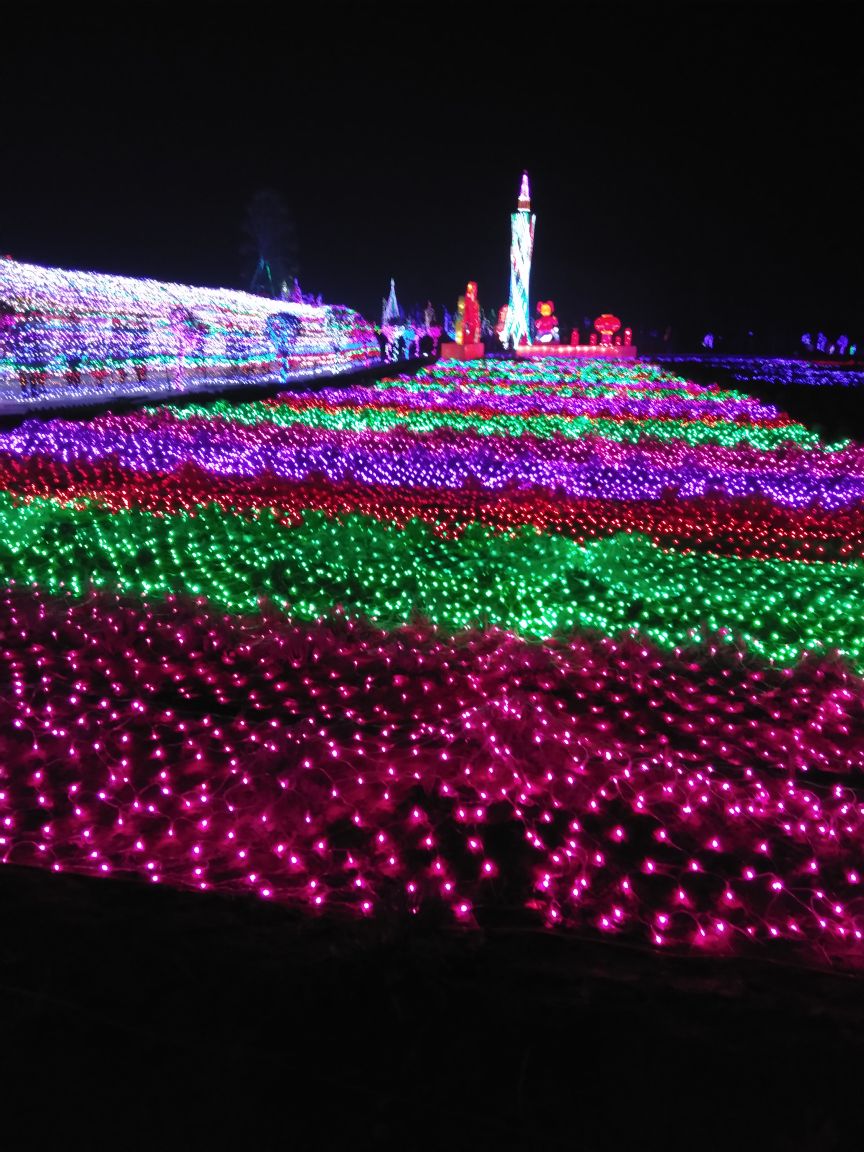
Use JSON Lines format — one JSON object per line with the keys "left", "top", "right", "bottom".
{"left": 1, "top": 490, "right": 860, "bottom": 667}
{"left": 156, "top": 397, "right": 821, "bottom": 451}
{"left": 386, "top": 368, "right": 752, "bottom": 403}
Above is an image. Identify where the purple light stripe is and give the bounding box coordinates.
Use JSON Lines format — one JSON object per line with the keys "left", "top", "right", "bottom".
{"left": 4, "top": 411, "right": 864, "bottom": 509}
{"left": 301, "top": 383, "right": 784, "bottom": 424}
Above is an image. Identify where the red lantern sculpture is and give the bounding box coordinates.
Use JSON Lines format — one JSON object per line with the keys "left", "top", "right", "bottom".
{"left": 594, "top": 313, "right": 622, "bottom": 344}
{"left": 463, "top": 282, "right": 481, "bottom": 345}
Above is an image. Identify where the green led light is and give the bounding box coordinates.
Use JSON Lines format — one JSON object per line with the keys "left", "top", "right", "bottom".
{"left": 1, "top": 490, "right": 861, "bottom": 669}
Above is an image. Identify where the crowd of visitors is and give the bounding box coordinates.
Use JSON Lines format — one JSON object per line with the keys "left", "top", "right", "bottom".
{"left": 374, "top": 328, "right": 440, "bottom": 363}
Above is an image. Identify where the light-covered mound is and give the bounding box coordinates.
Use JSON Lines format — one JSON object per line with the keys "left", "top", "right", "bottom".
{"left": 0, "top": 257, "right": 378, "bottom": 409}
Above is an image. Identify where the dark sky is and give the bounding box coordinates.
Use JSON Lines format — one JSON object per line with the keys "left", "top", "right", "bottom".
{"left": 2, "top": 5, "right": 860, "bottom": 347}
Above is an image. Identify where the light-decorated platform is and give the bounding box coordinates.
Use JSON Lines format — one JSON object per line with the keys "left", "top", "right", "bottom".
{"left": 515, "top": 343, "right": 638, "bottom": 359}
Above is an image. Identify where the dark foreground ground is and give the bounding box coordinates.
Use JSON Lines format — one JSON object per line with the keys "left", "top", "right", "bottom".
{"left": 3, "top": 865, "right": 864, "bottom": 1151}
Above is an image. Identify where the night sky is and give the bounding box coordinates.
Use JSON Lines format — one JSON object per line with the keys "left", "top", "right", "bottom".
{"left": 2, "top": 5, "right": 860, "bottom": 349}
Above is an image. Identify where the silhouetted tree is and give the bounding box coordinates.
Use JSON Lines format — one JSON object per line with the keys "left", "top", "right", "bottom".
{"left": 241, "top": 189, "right": 298, "bottom": 298}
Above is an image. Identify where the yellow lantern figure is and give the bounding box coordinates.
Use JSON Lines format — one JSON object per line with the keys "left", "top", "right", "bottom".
{"left": 454, "top": 295, "right": 466, "bottom": 345}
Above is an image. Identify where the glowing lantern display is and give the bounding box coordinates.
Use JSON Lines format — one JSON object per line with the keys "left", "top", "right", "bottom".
{"left": 535, "top": 301, "right": 559, "bottom": 344}
{"left": 594, "top": 314, "right": 622, "bottom": 344}
{"left": 463, "top": 282, "right": 481, "bottom": 345}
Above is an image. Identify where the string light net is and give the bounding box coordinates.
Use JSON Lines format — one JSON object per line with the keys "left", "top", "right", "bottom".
{"left": 3, "top": 355, "right": 864, "bottom": 971}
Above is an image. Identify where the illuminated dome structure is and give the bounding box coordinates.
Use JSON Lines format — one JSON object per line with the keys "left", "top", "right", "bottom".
{"left": 0, "top": 257, "right": 379, "bottom": 412}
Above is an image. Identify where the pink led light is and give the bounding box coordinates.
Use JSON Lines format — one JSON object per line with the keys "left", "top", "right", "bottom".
{"left": 2, "top": 592, "right": 864, "bottom": 970}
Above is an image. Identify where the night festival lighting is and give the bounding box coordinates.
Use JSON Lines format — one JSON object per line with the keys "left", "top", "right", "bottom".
{"left": 657, "top": 357, "right": 864, "bottom": 389}
{"left": 502, "top": 172, "right": 535, "bottom": 349}
{"left": 0, "top": 257, "right": 379, "bottom": 410}
{"left": 3, "top": 355, "right": 864, "bottom": 970}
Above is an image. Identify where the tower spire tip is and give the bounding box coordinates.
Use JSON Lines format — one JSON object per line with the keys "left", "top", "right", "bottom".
{"left": 518, "top": 171, "right": 531, "bottom": 211}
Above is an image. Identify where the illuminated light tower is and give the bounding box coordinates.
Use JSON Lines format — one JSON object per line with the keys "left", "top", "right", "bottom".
{"left": 502, "top": 171, "right": 536, "bottom": 349}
